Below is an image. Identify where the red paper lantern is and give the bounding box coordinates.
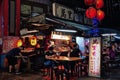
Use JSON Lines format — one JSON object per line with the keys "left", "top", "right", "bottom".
{"left": 85, "top": 7, "right": 97, "bottom": 19}
{"left": 95, "top": 0, "right": 104, "bottom": 9}
{"left": 96, "top": 10, "right": 105, "bottom": 21}
{"left": 84, "top": 0, "right": 95, "bottom": 6}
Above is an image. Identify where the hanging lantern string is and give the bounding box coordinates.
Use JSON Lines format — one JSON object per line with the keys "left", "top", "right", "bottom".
{"left": 84, "top": 0, "right": 105, "bottom": 21}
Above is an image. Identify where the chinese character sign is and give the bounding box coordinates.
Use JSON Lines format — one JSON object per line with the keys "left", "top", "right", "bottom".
{"left": 52, "top": 3, "right": 74, "bottom": 20}
{"left": 89, "top": 37, "right": 101, "bottom": 77}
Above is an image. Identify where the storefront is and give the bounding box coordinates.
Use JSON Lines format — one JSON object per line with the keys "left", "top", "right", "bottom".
{"left": 44, "top": 2, "right": 92, "bottom": 56}
{"left": 0, "top": 0, "right": 50, "bottom": 69}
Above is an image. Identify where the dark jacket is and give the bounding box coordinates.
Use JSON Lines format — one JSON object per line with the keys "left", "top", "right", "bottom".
{"left": 70, "top": 48, "right": 80, "bottom": 57}
{"left": 6, "top": 48, "right": 21, "bottom": 57}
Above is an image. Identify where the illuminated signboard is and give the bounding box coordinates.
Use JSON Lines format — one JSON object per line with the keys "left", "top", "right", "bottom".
{"left": 51, "top": 34, "right": 70, "bottom": 40}
{"left": 89, "top": 37, "right": 101, "bottom": 77}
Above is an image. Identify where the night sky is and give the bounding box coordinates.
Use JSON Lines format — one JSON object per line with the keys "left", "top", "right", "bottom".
{"left": 52, "top": 0, "right": 120, "bottom": 30}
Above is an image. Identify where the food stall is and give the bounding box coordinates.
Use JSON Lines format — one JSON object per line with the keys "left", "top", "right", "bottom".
{"left": 50, "top": 31, "right": 72, "bottom": 56}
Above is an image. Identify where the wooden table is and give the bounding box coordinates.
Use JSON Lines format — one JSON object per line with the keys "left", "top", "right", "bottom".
{"left": 21, "top": 49, "right": 34, "bottom": 53}
{"left": 46, "top": 56, "right": 82, "bottom": 80}
{"left": 82, "top": 53, "right": 89, "bottom": 57}
{"left": 46, "top": 56, "right": 81, "bottom": 61}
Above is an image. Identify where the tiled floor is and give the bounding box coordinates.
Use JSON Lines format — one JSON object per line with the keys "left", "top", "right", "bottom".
{"left": 0, "top": 68, "right": 120, "bottom": 80}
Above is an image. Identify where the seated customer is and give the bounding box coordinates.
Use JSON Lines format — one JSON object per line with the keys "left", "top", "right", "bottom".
{"left": 5, "top": 47, "right": 24, "bottom": 74}
{"left": 45, "top": 46, "right": 55, "bottom": 56}
{"left": 44, "top": 46, "right": 56, "bottom": 67}
{"left": 70, "top": 43, "right": 81, "bottom": 57}
{"left": 69, "top": 43, "right": 81, "bottom": 75}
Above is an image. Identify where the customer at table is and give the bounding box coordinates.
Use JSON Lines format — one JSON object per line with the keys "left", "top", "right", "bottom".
{"left": 5, "top": 47, "right": 24, "bottom": 74}
{"left": 45, "top": 46, "right": 55, "bottom": 56}
{"left": 110, "top": 45, "right": 116, "bottom": 60}
{"left": 104, "top": 47, "right": 111, "bottom": 61}
{"left": 45, "top": 40, "right": 55, "bottom": 52}
{"left": 105, "top": 46, "right": 116, "bottom": 61}
{"left": 44, "top": 46, "right": 56, "bottom": 67}
{"left": 70, "top": 43, "right": 81, "bottom": 57}
{"left": 68, "top": 43, "right": 82, "bottom": 75}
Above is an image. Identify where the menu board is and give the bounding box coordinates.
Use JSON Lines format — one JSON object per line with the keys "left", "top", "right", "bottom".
{"left": 89, "top": 37, "right": 101, "bottom": 77}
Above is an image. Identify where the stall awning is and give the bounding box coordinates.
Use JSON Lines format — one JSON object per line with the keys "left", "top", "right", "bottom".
{"left": 98, "top": 28, "right": 120, "bottom": 34}
{"left": 46, "top": 17, "right": 120, "bottom": 35}
{"left": 46, "top": 17, "right": 91, "bottom": 31}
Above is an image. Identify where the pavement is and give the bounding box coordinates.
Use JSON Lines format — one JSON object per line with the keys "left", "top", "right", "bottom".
{"left": 0, "top": 68, "right": 120, "bottom": 80}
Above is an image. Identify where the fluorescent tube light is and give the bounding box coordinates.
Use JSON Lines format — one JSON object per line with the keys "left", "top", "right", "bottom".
{"left": 27, "top": 30, "right": 39, "bottom": 33}
{"left": 55, "top": 29, "right": 77, "bottom": 33}
{"left": 101, "top": 33, "right": 117, "bottom": 36}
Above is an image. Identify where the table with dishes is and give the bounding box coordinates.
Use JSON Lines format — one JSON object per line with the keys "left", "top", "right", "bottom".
{"left": 46, "top": 55, "right": 82, "bottom": 80}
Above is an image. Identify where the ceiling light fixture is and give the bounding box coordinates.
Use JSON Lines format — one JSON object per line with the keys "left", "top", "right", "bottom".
{"left": 55, "top": 29, "right": 77, "bottom": 33}
{"left": 27, "top": 30, "right": 39, "bottom": 33}
{"left": 101, "top": 33, "right": 117, "bottom": 36}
